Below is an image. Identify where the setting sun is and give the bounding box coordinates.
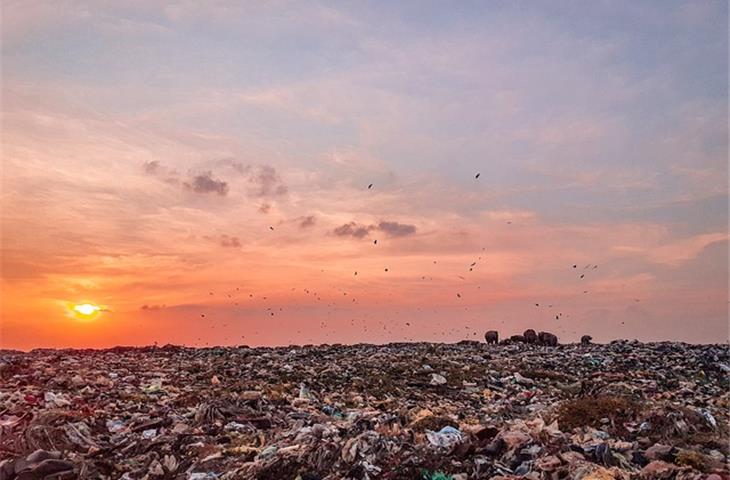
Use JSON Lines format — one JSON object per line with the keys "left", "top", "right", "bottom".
{"left": 69, "top": 303, "right": 103, "bottom": 321}
{"left": 73, "top": 304, "right": 100, "bottom": 316}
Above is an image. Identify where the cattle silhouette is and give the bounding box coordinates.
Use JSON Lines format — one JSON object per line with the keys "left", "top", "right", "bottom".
{"left": 523, "top": 329, "right": 538, "bottom": 344}
{"left": 538, "top": 331, "right": 558, "bottom": 346}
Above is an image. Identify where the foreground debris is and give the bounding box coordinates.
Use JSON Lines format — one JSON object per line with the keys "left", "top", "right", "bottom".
{"left": 0, "top": 341, "right": 728, "bottom": 479}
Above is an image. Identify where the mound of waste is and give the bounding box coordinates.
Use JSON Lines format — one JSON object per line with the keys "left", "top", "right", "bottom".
{"left": 0, "top": 340, "right": 727, "bottom": 479}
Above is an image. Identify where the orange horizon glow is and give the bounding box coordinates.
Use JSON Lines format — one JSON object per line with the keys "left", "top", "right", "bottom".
{"left": 1, "top": 2, "right": 728, "bottom": 350}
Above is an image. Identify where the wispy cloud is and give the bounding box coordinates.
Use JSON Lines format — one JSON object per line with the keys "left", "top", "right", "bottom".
{"left": 613, "top": 232, "right": 729, "bottom": 266}
{"left": 218, "top": 234, "right": 242, "bottom": 248}
{"left": 140, "top": 304, "right": 166, "bottom": 310}
{"left": 376, "top": 221, "right": 417, "bottom": 237}
{"left": 245, "top": 165, "right": 288, "bottom": 198}
{"left": 333, "top": 222, "right": 373, "bottom": 239}
{"left": 183, "top": 171, "right": 229, "bottom": 196}
{"left": 298, "top": 215, "right": 316, "bottom": 229}
{"left": 332, "top": 220, "right": 417, "bottom": 239}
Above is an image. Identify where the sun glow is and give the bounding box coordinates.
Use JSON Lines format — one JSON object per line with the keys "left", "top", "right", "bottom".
{"left": 74, "top": 304, "right": 100, "bottom": 315}
{"left": 68, "top": 303, "right": 104, "bottom": 321}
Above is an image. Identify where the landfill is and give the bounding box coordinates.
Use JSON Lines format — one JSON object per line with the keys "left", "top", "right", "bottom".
{"left": 0, "top": 340, "right": 727, "bottom": 479}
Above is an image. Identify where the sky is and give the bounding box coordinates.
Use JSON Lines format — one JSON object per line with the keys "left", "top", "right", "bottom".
{"left": 1, "top": 0, "right": 728, "bottom": 350}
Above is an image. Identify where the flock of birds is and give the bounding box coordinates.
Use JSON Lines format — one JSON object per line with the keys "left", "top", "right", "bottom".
{"left": 142, "top": 172, "right": 633, "bottom": 347}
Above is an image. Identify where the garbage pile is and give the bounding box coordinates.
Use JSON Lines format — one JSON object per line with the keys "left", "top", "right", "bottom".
{"left": 0, "top": 340, "right": 727, "bottom": 479}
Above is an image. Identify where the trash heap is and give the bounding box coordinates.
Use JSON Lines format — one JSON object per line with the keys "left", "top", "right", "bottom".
{"left": 0, "top": 340, "right": 727, "bottom": 479}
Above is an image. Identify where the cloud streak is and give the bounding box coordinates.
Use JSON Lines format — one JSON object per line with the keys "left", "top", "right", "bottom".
{"left": 299, "top": 215, "right": 316, "bottom": 228}
{"left": 247, "top": 165, "right": 288, "bottom": 198}
{"left": 219, "top": 234, "right": 242, "bottom": 248}
{"left": 333, "top": 222, "right": 373, "bottom": 239}
{"left": 377, "top": 221, "right": 417, "bottom": 238}
{"left": 332, "top": 220, "right": 417, "bottom": 239}
{"left": 183, "top": 171, "right": 229, "bottom": 196}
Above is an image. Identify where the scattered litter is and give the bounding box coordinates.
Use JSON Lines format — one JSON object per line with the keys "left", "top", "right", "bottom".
{"left": 106, "top": 419, "right": 125, "bottom": 433}
{"left": 0, "top": 341, "right": 726, "bottom": 478}
{"left": 430, "top": 373, "right": 448, "bottom": 386}
{"left": 426, "top": 426, "right": 463, "bottom": 449}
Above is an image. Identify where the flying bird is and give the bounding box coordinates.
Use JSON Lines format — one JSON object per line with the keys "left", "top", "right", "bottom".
{"left": 368, "top": 183, "right": 373, "bottom": 189}
{"left": 475, "top": 173, "right": 480, "bottom": 179}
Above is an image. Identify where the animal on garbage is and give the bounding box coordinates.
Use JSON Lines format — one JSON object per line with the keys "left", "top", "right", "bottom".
{"left": 484, "top": 330, "right": 499, "bottom": 344}
{"left": 538, "top": 331, "right": 559, "bottom": 346}
{"left": 581, "top": 335, "right": 593, "bottom": 345}
{"left": 523, "top": 329, "right": 538, "bottom": 344}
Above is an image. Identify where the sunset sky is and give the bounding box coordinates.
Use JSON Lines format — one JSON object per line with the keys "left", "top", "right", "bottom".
{"left": 1, "top": 1, "right": 728, "bottom": 350}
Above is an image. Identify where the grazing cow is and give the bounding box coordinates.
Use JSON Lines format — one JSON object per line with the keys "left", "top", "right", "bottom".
{"left": 538, "top": 331, "right": 559, "bottom": 347}
{"left": 581, "top": 335, "right": 592, "bottom": 346}
{"left": 523, "top": 329, "right": 538, "bottom": 344}
{"left": 484, "top": 330, "right": 499, "bottom": 344}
